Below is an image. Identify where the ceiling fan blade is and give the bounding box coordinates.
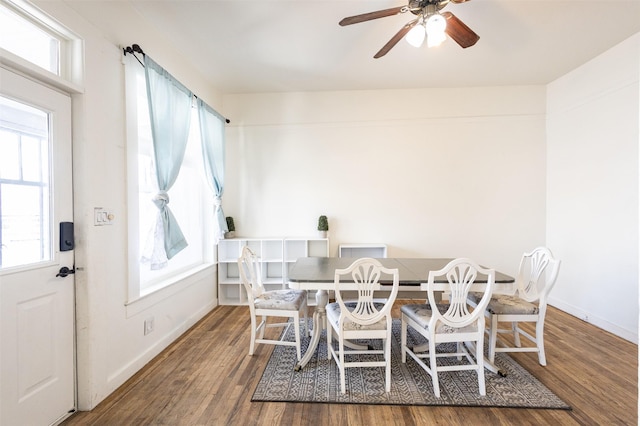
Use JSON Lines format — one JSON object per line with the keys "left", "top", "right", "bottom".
{"left": 450, "top": 0, "right": 472, "bottom": 3}
{"left": 374, "top": 19, "right": 419, "bottom": 59}
{"left": 339, "top": 6, "right": 406, "bottom": 26}
{"left": 442, "top": 11, "right": 479, "bottom": 48}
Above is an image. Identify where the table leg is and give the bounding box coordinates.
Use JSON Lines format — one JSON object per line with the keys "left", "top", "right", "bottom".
{"left": 294, "top": 289, "right": 329, "bottom": 371}
{"left": 463, "top": 341, "right": 506, "bottom": 376}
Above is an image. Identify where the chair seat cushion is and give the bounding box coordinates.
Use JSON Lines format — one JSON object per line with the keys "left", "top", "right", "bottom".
{"left": 468, "top": 293, "right": 539, "bottom": 315}
{"left": 488, "top": 295, "right": 539, "bottom": 315}
{"left": 326, "top": 302, "right": 388, "bottom": 331}
{"left": 400, "top": 303, "right": 478, "bottom": 334}
{"left": 254, "top": 289, "right": 306, "bottom": 311}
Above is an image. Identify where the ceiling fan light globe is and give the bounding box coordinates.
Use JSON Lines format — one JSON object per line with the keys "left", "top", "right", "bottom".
{"left": 405, "top": 24, "right": 426, "bottom": 48}
{"left": 426, "top": 13, "right": 447, "bottom": 48}
{"left": 427, "top": 32, "right": 447, "bottom": 47}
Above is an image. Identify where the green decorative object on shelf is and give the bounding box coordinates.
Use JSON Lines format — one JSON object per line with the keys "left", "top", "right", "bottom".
{"left": 317, "top": 215, "right": 328, "bottom": 237}
{"left": 225, "top": 216, "right": 236, "bottom": 238}
{"left": 317, "top": 215, "right": 328, "bottom": 231}
{"left": 226, "top": 216, "right": 235, "bottom": 232}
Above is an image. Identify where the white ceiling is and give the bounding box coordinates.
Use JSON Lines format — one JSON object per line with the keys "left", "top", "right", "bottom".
{"left": 62, "top": 0, "right": 640, "bottom": 94}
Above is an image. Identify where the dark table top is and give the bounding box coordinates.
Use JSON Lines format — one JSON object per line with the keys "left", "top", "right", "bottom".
{"left": 288, "top": 257, "right": 515, "bottom": 285}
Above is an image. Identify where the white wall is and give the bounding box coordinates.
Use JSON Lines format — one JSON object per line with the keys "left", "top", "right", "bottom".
{"left": 546, "top": 34, "right": 639, "bottom": 342}
{"left": 222, "top": 87, "right": 547, "bottom": 279}
{"left": 34, "top": 1, "right": 222, "bottom": 410}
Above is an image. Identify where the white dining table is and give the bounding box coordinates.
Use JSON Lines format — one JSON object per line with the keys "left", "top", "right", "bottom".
{"left": 288, "top": 257, "right": 515, "bottom": 373}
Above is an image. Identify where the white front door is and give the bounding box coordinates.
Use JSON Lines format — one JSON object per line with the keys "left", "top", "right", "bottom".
{"left": 0, "top": 67, "right": 75, "bottom": 425}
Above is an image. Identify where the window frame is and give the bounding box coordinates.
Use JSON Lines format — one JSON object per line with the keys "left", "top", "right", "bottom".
{"left": 124, "top": 54, "right": 215, "bottom": 304}
{"left": 0, "top": 0, "right": 84, "bottom": 91}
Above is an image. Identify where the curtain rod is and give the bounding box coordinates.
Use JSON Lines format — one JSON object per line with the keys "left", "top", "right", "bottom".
{"left": 123, "top": 43, "right": 145, "bottom": 66}
{"left": 123, "top": 43, "right": 231, "bottom": 124}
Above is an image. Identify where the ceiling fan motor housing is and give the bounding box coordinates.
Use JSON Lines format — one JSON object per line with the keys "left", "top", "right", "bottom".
{"left": 409, "top": 0, "right": 450, "bottom": 15}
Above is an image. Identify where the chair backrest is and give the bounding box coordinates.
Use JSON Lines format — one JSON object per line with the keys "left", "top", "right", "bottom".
{"left": 515, "top": 247, "right": 561, "bottom": 304}
{"left": 428, "top": 258, "right": 495, "bottom": 329}
{"left": 333, "top": 258, "right": 399, "bottom": 326}
{"left": 238, "top": 246, "right": 264, "bottom": 299}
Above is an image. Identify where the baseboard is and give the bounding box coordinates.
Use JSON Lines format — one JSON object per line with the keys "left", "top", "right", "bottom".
{"left": 548, "top": 297, "right": 638, "bottom": 344}
{"left": 104, "top": 301, "right": 216, "bottom": 399}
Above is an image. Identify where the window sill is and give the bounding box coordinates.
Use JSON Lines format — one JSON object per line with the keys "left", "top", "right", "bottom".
{"left": 125, "top": 263, "right": 216, "bottom": 318}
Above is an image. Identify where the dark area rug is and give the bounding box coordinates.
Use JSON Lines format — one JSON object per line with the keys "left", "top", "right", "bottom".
{"left": 252, "top": 320, "right": 571, "bottom": 409}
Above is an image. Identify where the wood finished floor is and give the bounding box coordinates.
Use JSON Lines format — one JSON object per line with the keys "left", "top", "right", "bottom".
{"left": 62, "top": 302, "right": 638, "bottom": 425}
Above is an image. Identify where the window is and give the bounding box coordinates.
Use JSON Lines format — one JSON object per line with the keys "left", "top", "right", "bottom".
{"left": 0, "top": 4, "right": 59, "bottom": 73}
{"left": 125, "top": 55, "right": 214, "bottom": 300}
{"left": 0, "top": 0, "right": 81, "bottom": 85}
{"left": 0, "top": 96, "right": 51, "bottom": 269}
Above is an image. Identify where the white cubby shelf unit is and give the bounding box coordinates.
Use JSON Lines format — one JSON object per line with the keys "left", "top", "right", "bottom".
{"left": 338, "top": 243, "right": 387, "bottom": 258}
{"left": 217, "top": 237, "right": 329, "bottom": 305}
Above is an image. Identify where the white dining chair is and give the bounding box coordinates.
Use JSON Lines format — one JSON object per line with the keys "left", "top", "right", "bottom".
{"left": 326, "top": 258, "right": 399, "bottom": 394}
{"left": 238, "top": 246, "right": 308, "bottom": 360}
{"left": 401, "top": 258, "right": 495, "bottom": 398}
{"left": 469, "top": 247, "right": 560, "bottom": 366}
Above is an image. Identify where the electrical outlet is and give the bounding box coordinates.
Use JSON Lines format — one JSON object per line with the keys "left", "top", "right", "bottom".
{"left": 144, "top": 317, "right": 155, "bottom": 335}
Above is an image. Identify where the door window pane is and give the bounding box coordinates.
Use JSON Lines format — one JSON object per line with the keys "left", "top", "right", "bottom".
{"left": 0, "top": 96, "right": 51, "bottom": 269}
{"left": 0, "top": 129, "right": 20, "bottom": 179}
{"left": 21, "top": 134, "right": 47, "bottom": 182}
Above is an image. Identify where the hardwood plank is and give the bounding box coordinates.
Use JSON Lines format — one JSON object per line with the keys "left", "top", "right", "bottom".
{"left": 62, "top": 303, "right": 638, "bottom": 425}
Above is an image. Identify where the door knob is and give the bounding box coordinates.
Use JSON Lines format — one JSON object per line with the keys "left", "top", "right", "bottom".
{"left": 56, "top": 266, "right": 75, "bottom": 277}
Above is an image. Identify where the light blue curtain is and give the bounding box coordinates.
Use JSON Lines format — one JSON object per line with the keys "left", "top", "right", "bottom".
{"left": 197, "top": 98, "right": 227, "bottom": 241}
{"left": 144, "top": 55, "right": 192, "bottom": 259}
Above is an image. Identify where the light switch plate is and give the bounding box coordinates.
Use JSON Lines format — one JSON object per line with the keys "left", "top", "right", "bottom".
{"left": 94, "top": 207, "right": 114, "bottom": 226}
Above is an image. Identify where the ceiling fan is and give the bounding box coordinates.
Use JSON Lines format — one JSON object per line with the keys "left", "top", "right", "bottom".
{"left": 339, "top": 0, "right": 479, "bottom": 58}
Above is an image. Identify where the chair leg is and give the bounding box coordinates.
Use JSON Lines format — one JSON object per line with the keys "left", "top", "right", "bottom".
{"left": 513, "top": 321, "right": 521, "bottom": 347}
{"left": 326, "top": 323, "right": 332, "bottom": 360}
{"left": 385, "top": 336, "right": 391, "bottom": 392}
{"left": 249, "top": 314, "right": 257, "bottom": 356}
{"left": 477, "top": 337, "right": 486, "bottom": 396}
{"left": 429, "top": 339, "right": 440, "bottom": 398}
{"left": 293, "top": 312, "right": 301, "bottom": 361}
{"left": 339, "top": 338, "right": 346, "bottom": 394}
{"left": 258, "top": 315, "right": 267, "bottom": 339}
{"left": 488, "top": 315, "right": 498, "bottom": 363}
{"left": 401, "top": 316, "right": 407, "bottom": 363}
{"left": 536, "top": 319, "right": 547, "bottom": 366}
